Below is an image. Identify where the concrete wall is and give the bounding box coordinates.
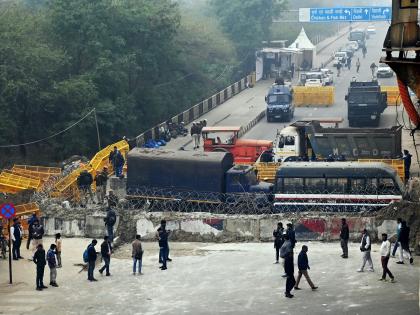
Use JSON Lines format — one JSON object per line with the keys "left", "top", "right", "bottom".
{"left": 42, "top": 212, "right": 398, "bottom": 243}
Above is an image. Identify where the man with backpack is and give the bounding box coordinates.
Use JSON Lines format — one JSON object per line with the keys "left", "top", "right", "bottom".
{"left": 104, "top": 207, "right": 117, "bottom": 243}
{"left": 47, "top": 244, "right": 59, "bottom": 287}
{"left": 84, "top": 239, "right": 98, "bottom": 281}
{"left": 109, "top": 146, "right": 125, "bottom": 178}
{"left": 77, "top": 170, "right": 95, "bottom": 207}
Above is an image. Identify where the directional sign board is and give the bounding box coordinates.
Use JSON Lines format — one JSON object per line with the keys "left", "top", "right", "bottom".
{"left": 299, "top": 7, "right": 391, "bottom": 23}
{"left": 0, "top": 203, "right": 16, "bottom": 220}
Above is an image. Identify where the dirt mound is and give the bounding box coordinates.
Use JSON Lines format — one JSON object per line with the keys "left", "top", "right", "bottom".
{"left": 375, "top": 201, "right": 420, "bottom": 255}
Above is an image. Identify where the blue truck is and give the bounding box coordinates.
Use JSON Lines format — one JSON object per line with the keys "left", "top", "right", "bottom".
{"left": 265, "top": 84, "right": 294, "bottom": 122}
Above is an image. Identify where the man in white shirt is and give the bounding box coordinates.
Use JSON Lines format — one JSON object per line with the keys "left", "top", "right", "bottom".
{"left": 379, "top": 233, "right": 395, "bottom": 282}
{"left": 357, "top": 229, "right": 374, "bottom": 272}
{"left": 10, "top": 218, "right": 24, "bottom": 260}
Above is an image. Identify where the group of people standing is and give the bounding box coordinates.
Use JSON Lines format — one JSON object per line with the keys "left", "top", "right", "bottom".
{"left": 190, "top": 120, "right": 207, "bottom": 150}
{"left": 273, "top": 222, "right": 318, "bottom": 298}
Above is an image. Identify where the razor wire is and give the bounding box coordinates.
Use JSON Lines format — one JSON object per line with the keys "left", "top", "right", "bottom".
{"left": 122, "top": 186, "right": 399, "bottom": 214}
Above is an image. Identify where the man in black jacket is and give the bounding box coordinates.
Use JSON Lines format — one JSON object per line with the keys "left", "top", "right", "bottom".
{"left": 282, "top": 234, "right": 296, "bottom": 298}
{"left": 396, "top": 221, "right": 414, "bottom": 265}
{"left": 87, "top": 239, "right": 98, "bottom": 281}
{"left": 273, "top": 222, "right": 284, "bottom": 264}
{"left": 340, "top": 218, "right": 350, "bottom": 258}
{"left": 286, "top": 223, "right": 296, "bottom": 249}
{"left": 104, "top": 207, "right": 117, "bottom": 243}
{"left": 95, "top": 167, "right": 108, "bottom": 204}
{"left": 33, "top": 244, "right": 48, "bottom": 291}
{"left": 77, "top": 170, "right": 95, "bottom": 207}
{"left": 99, "top": 236, "right": 112, "bottom": 276}
{"left": 294, "top": 245, "right": 318, "bottom": 290}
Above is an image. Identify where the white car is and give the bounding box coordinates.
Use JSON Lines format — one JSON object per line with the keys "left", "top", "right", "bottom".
{"left": 333, "top": 51, "right": 347, "bottom": 66}
{"left": 377, "top": 64, "right": 394, "bottom": 78}
{"left": 346, "top": 41, "right": 359, "bottom": 51}
{"left": 367, "top": 25, "right": 376, "bottom": 35}
{"left": 320, "top": 68, "right": 334, "bottom": 85}
{"left": 303, "top": 72, "right": 325, "bottom": 87}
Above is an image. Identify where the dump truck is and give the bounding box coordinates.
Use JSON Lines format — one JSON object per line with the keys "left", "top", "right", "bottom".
{"left": 345, "top": 81, "right": 387, "bottom": 127}
{"left": 272, "top": 120, "right": 402, "bottom": 162}
{"left": 202, "top": 126, "right": 272, "bottom": 164}
{"left": 126, "top": 149, "right": 272, "bottom": 208}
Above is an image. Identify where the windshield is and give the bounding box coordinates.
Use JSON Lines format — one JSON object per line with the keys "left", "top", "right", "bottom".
{"left": 267, "top": 94, "right": 290, "bottom": 105}
{"left": 349, "top": 31, "right": 364, "bottom": 41}
{"left": 335, "top": 52, "right": 346, "bottom": 58}
{"left": 348, "top": 93, "right": 378, "bottom": 103}
{"left": 306, "top": 73, "right": 322, "bottom": 80}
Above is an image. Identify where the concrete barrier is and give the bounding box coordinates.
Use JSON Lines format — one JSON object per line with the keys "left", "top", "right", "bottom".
{"left": 293, "top": 86, "right": 335, "bottom": 107}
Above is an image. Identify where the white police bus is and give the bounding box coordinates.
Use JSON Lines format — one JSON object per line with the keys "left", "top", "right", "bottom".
{"left": 274, "top": 162, "right": 404, "bottom": 212}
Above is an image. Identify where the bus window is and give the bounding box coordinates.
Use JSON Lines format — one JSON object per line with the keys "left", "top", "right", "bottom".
{"left": 326, "top": 178, "right": 347, "bottom": 193}
{"left": 365, "top": 178, "right": 378, "bottom": 194}
{"left": 378, "top": 178, "right": 398, "bottom": 194}
{"left": 350, "top": 178, "right": 365, "bottom": 194}
{"left": 283, "top": 178, "right": 304, "bottom": 193}
{"left": 305, "top": 178, "right": 326, "bottom": 192}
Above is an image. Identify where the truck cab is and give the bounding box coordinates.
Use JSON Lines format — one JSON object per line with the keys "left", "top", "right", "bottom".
{"left": 265, "top": 84, "right": 294, "bottom": 122}
{"left": 202, "top": 126, "right": 272, "bottom": 164}
{"left": 345, "top": 81, "right": 387, "bottom": 127}
{"left": 348, "top": 29, "right": 367, "bottom": 48}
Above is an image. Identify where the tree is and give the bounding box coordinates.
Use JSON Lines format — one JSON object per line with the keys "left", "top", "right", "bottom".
{"left": 211, "top": 0, "right": 288, "bottom": 73}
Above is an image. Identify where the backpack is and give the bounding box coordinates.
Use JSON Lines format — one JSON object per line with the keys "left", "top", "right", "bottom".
{"left": 83, "top": 245, "right": 90, "bottom": 263}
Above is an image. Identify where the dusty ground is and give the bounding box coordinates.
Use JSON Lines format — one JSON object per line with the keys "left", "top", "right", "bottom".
{"left": 0, "top": 238, "right": 418, "bottom": 315}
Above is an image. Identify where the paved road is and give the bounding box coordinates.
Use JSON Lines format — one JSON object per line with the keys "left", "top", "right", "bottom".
{"left": 164, "top": 24, "right": 358, "bottom": 150}
{"left": 245, "top": 21, "right": 401, "bottom": 141}
{"left": 0, "top": 239, "right": 418, "bottom": 315}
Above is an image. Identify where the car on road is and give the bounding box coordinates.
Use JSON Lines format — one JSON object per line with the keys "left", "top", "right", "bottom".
{"left": 366, "top": 25, "right": 376, "bottom": 35}
{"left": 376, "top": 63, "right": 394, "bottom": 78}
{"left": 346, "top": 41, "right": 359, "bottom": 52}
{"left": 320, "top": 68, "right": 334, "bottom": 85}
{"left": 302, "top": 72, "right": 325, "bottom": 87}
{"left": 340, "top": 48, "right": 354, "bottom": 59}
{"left": 333, "top": 51, "right": 347, "bottom": 66}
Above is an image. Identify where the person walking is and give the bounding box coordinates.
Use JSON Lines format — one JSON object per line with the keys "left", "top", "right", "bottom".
{"left": 273, "top": 222, "right": 284, "bottom": 264}
{"left": 47, "top": 244, "right": 59, "bottom": 287}
{"left": 55, "top": 233, "right": 62, "bottom": 268}
{"left": 347, "top": 57, "right": 352, "bottom": 70}
{"left": 87, "top": 239, "right": 98, "bottom": 281}
{"left": 95, "top": 167, "right": 108, "bottom": 204}
{"left": 27, "top": 212, "right": 38, "bottom": 250}
{"left": 132, "top": 235, "right": 144, "bottom": 275}
{"left": 77, "top": 170, "right": 95, "bottom": 207}
{"left": 104, "top": 207, "right": 117, "bottom": 243}
{"left": 157, "top": 220, "right": 172, "bottom": 264}
{"left": 33, "top": 244, "right": 47, "bottom": 291}
{"left": 392, "top": 218, "right": 402, "bottom": 257}
{"left": 356, "top": 58, "right": 361, "bottom": 73}
{"left": 379, "top": 233, "right": 395, "bottom": 282}
{"left": 370, "top": 62, "right": 377, "bottom": 79}
{"left": 157, "top": 223, "right": 170, "bottom": 270}
{"left": 402, "top": 150, "right": 412, "bottom": 183}
{"left": 99, "top": 236, "right": 112, "bottom": 276}
{"left": 294, "top": 245, "right": 318, "bottom": 290}
{"left": 109, "top": 146, "right": 125, "bottom": 178}
{"left": 31, "top": 219, "right": 45, "bottom": 256}
{"left": 340, "top": 218, "right": 350, "bottom": 258}
{"left": 280, "top": 234, "right": 295, "bottom": 298}
{"left": 362, "top": 46, "right": 367, "bottom": 58}
{"left": 10, "top": 217, "right": 23, "bottom": 260}
{"left": 191, "top": 122, "right": 200, "bottom": 150}
{"left": 396, "top": 221, "right": 414, "bottom": 265}
{"left": 336, "top": 62, "right": 342, "bottom": 77}
{"left": 286, "top": 223, "right": 296, "bottom": 249}
{"left": 358, "top": 229, "right": 374, "bottom": 272}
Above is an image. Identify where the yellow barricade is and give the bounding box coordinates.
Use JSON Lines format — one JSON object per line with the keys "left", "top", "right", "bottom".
{"left": 358, "top": 159, "right": 405, "bottom": 181}
{"left": 12, "top": 165, "right": 61, "bottom": 175}
{"left": 254, "top": 162, "right": 281, "bottom": 183}
{"left": 0, "top": 172, "right": 42, "bottom": 193}
{"left": 381, "top": 86, "right": 401, "bottom": 106}
{"left": 293, "top": 86, "right": 335, "bottom": 107}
